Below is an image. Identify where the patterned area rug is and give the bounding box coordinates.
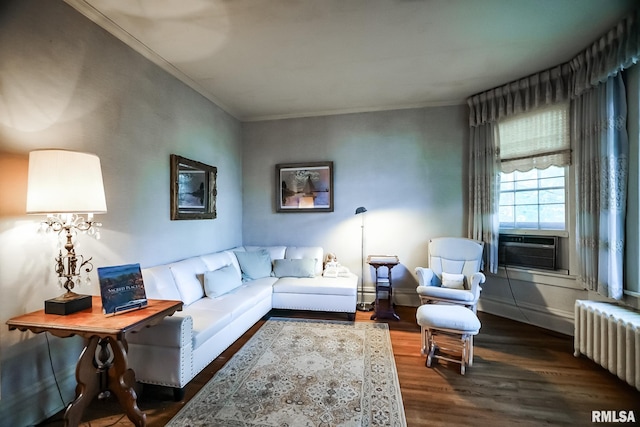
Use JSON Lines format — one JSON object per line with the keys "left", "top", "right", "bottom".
{"left": 167, "top": 318, "right": 407, "bottom": 427}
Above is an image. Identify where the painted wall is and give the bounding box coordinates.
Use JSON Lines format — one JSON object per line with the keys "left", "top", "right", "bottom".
{"left": 0, "top": 1, "right": 242, "bottom": 425}
{"left": 242, "top": 107, "right": 469, "bottom": 304}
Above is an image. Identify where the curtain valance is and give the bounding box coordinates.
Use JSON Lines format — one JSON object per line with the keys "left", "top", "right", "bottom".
{"left": 468, "top": 8, "right": 640, "bottom": 127}
{"left": 570, "top": 9, "right": 640, "bottom": 96}
{"left": 467, "top": 65, "right": 571, "bottom": 127}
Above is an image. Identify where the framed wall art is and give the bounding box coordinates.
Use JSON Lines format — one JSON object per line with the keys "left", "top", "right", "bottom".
{"left": 170, "top": 154, "right": 217, "bottom": 220}
{"left": 276, "top": 161, "right": 333, "bottom": 213}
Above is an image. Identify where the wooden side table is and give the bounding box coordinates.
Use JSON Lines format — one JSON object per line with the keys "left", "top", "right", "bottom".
{"left": 7, "top": 296, "right": 182, "bottom": 427}
{"left": 367, "top": 255, "right": 400, "bottom": 321}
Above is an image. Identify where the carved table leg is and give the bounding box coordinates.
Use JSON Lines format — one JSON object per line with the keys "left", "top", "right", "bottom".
{"left": 64, "top": 336, "right": 101, "bottom": 427}
{"left": 107, "top": 337, "right": 147, "bottom": 427}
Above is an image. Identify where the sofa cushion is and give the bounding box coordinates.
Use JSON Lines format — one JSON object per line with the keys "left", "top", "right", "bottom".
{"left": 173, "top": 305, "right": 233, "bottom": 350}
{"left": 196, "top": 279, "right": 274, "bottom": 319}
{"left": 140, "top": 265, "right": 182, "bottom": 301}
{"left": 285, "top": 246, "right": 323, "bottom": 275}
{"left": 234, "top": 249, "right": 273, "bottom": 281}
{"left": 273, "top": 258, "right": 316, "bottom": 278}
{"left": 168, "top": 257, "right": 208, "bottom": 306}
{"left": 273, "top": 275, "right": 358, "bottom": 296}
{"left": 204, "top": 265, "right": 243, "bottom": 298}
{"left": 200, "top": 251, "right": 237, "bottom": 272}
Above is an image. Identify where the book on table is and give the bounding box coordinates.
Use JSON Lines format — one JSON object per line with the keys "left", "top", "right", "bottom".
{"left": 97, "top": 263, "right": 148, "bottom": 315}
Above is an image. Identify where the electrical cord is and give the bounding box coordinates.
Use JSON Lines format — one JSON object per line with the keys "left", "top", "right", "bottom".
{"left": 503, "top": 265, "right": 531, "bottom": 323}
{"left": 45, "top": 332, "right": 67, "bottom": 408}
{"left": 93, "top": 414, "right": 126, "bottom": 427}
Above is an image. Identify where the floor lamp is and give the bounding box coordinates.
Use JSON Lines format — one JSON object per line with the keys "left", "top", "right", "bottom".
{"left": 355, "top": 206, "right": 372, "bottom": 311}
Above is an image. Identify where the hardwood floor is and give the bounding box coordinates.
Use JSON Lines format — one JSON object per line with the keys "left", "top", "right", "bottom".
{"left": 39, "top": 306, "right": 640, "bottom": 427}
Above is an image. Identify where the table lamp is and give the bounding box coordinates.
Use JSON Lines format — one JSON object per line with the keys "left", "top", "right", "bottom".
{"left": 26, "top": 149, "right": 107, "bottom": 315}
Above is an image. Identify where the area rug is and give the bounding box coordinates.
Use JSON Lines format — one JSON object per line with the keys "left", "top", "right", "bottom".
{"left": 166, "top": 318, "right": 407, "bottom": 427}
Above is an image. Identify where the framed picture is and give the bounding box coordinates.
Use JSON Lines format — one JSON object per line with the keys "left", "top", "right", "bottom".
{"left": 170, "top": 154, "right": 217, "bottom": 220}
{"left": 276, "top": 161, "right": 333, "bottom": 213}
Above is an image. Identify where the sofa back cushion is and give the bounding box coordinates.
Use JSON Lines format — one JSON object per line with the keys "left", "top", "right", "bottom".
{"left": 168, "top": 257, "right": 208, "bottom": 305}
{"left": 140, "top": 265, "right": 182, "bottom": 301}
{"left": 285, "top": 246, "right": 323, "bottom": 276}
{"left": 244, "top": 246, "right": 286, "bottom": 263}
{"left": 200, "top": 251, "right": 240, "bottom": 276}
{"left": 204, "top": 264, "right": 243, "bottom": 297}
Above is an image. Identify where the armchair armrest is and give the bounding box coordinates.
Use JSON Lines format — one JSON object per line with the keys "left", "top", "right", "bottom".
{"left": 415, "top": 267, "right": 435, "bottom": 287}
{"left": 467, "top": 271, "right": 486, "bottom": 302}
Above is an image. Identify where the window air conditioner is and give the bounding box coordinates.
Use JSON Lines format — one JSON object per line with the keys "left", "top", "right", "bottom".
{"left": 498, "top": 234, "right": 558, "bottom": 270}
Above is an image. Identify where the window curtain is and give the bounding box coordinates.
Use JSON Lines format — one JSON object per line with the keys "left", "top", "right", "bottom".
{"left": 467, "top": 7, "right": 639, "bottom": 291}
{"left": 567, "top": 9, "right": 636, "bottom": 300}
{"left": 468, "top": 122, "right": 500, "bottom": 273}
{"left": 572, "top": 74, "right": 628, "bottom": 300}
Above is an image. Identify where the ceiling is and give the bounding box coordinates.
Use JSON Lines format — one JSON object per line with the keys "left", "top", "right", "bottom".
{"left": 65, "top": 0, "right": 637, "bottom": 121}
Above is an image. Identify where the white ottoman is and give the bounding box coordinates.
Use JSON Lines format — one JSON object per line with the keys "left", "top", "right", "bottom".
{"left": 416, "top": 304, "right": 481, "bottom": 375}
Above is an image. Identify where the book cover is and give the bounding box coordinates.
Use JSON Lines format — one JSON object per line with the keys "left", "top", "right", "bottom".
{"left": 97, "top": 263, "right": 148, "bottom": 315}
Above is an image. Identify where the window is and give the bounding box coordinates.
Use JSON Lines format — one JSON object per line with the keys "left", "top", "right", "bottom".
{"left": 499, "top": 166, "right": 566, "bottom": 230}
{"left": 497, "top": 103, "right": 570, "bottom": 232}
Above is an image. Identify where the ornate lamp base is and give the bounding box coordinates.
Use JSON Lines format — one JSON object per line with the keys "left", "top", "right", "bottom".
{"left": 45, "top": 293, "right": 92, "bottom": 315}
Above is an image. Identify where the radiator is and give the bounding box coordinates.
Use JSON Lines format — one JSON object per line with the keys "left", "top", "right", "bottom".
{"left": 574, "top": 300, "right": 640, "bottom": 391}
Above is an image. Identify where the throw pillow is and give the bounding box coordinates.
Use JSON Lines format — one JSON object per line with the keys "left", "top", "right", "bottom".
{"left": 441, "top": 272, "right": 465, "bottom": 289}
{"left": 234, "top": 249, "right": 272, "bottom": 281}
{"left": 204, "top": 265, "right": 243, "bottom": 298}
{"left": 273, "top": 258, "right": 316, "bottom": 278}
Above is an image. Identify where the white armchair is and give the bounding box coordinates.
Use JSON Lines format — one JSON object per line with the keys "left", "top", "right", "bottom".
{"left": 415, "top": 237, "right": 485, "bottom": 312}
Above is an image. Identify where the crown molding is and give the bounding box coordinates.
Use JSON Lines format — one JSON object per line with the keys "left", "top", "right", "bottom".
{"left": 64, "top": 0, "right": 240, "bottom": 119}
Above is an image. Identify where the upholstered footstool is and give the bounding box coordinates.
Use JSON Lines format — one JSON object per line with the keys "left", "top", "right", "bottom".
{"left": 416, "top": 304, "right": 481, "bottom": 375}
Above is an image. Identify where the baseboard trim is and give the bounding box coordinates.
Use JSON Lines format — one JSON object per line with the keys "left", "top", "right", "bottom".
{"left": 0, "top": 364, "right": 76, "bottom": 426}
{"left": 478, "top": 297, "right": 574, "bottom": 336}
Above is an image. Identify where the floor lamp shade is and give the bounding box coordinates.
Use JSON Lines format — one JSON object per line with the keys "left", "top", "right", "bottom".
{"left": 26, "top": 149, "right": 107, "bottom": 214}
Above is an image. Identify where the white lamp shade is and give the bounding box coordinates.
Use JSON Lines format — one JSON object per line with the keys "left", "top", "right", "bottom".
{"left": 26, "top": 149, "right": 107, "bottom": 214}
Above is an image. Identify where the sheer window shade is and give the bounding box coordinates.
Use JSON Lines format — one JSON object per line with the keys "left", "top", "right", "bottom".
{"left": 498, "top": 103, "right": 570, "bottom": 173}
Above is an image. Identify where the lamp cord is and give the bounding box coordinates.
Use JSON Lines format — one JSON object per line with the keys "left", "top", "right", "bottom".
{"left": 41, "top": 334, "right": 129, "bottom": 426}
{"left": 45, "top": 332, "right": 67, "bottom": 408}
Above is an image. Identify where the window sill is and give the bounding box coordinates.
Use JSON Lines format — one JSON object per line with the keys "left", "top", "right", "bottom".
{"left": 624, "top": 289, "right": 640, "bottom": 298}
{"left": 499, "top": 229, "right": 569, "bottom": 238}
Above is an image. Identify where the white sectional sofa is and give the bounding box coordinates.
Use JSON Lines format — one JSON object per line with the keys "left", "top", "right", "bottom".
{"left": 126, "top": 245, "right": 357, "bottom": 399}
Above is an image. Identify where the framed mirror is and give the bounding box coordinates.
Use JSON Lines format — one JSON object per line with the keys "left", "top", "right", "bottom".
{"left": 170, "top": 154, "right": 217, "bottom": 220}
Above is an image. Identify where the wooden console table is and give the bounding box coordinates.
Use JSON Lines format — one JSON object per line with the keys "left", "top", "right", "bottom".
{"left": 367, "top": 255, "right": 400, "bottom": 321}
{"left": 7, "top": 296, "right": 182, "bottom": 427}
